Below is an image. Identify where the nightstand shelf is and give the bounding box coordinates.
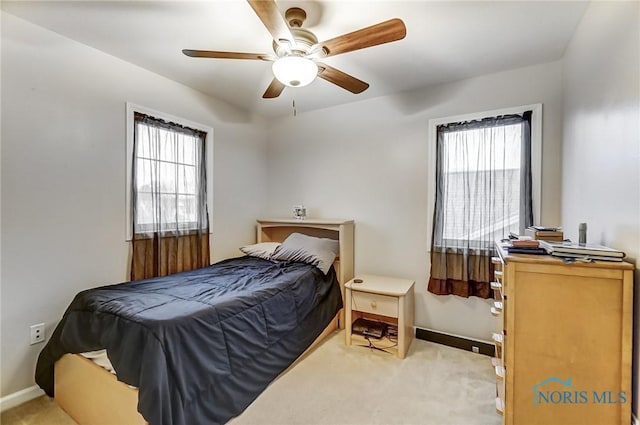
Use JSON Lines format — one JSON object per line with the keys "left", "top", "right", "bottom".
{"left": 345, "top": 275, "right": 414, "bottom": 358}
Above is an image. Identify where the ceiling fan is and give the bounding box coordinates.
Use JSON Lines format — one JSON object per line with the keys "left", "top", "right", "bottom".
{"left": 182, "top": 0, "right": 407, "bottom": 99}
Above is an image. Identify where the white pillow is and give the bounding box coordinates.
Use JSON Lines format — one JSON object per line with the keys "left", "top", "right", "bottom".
{"left": 270, "top": 233, "right": 339, "bottom": 274}
{"left": 239, "top": 242, "right": 281, "bottom": 260}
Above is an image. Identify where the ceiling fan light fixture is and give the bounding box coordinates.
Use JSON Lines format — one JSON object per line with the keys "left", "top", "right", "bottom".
{"left": 272, "top": 56, "right": 317, "bottom": 87}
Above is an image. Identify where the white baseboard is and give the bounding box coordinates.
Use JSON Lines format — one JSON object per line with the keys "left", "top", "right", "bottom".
{"left": 0, "top": 385, "right": 45, "bottom": 412}
{"left": 632, "top": 413, "right": 639, "bottom": 425}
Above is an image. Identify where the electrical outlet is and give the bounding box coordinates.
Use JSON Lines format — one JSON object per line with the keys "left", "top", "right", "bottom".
{"left": 30, "top": 323, "right": 45, "bottom": 345}
{"left": 472, "top": 346, "right": 480, "bottom": 354}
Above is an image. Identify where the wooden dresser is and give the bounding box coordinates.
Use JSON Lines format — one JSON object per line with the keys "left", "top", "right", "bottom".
{"left": 492, "top": 241, "right": 633, "bottom": 425}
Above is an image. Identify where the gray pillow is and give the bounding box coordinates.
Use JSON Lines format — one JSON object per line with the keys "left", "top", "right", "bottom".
{"left": 239, "top": 242, "right": 281, "bottom": 260}
{"left": 271, "top": 233, "right": 340, "bottom": 274}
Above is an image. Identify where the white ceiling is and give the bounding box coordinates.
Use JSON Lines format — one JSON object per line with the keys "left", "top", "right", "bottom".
{"left": 2, "top": 1, "right": 588, "bottom": 118}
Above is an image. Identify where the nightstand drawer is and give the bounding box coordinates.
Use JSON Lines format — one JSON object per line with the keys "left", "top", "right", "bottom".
{"left": 351, "top": 291, "right": 398, "bottom": 317}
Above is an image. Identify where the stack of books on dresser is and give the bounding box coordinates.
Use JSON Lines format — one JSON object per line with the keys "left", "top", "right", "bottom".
{"left": 524, "top": 226, "right": 564, "bottom": 241}
{"left": 539, "top": 240, "right": 626, "bottom": 262}
{"left": 506, "top": 239, "right": 547, "bottom": 255}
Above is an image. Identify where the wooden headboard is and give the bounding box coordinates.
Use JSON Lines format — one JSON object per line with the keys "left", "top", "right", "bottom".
{"left": 256, "top": 218, "right": 354, "bottom": 327}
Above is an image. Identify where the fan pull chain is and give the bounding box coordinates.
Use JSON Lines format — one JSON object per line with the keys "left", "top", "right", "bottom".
{"left": 293, "top": 99, "right": 297, "bottom": 117}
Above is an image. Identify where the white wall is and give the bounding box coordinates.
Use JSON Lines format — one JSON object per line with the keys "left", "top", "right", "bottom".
{"left": 1, "top": 12, "right": 268, "bottom": 396}
{"left": 266, "top": 60, "right": 564, "bottom": 341}
{"left": 561, "top": 1, "right": 640, "bottom": 415}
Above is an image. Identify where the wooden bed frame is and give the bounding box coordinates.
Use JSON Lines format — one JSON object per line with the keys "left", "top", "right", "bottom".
{"left": 54, "top": 218, "right": 354, "bottom": 425}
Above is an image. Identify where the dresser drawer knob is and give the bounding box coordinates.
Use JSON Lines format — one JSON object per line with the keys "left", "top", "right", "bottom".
{"left": 371, "top": 301, "right": 377, "bottom": 309}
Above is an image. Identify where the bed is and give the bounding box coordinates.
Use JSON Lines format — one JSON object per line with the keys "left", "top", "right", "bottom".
{"left": 35, "top": 219, "right": 354, "bottom": 425}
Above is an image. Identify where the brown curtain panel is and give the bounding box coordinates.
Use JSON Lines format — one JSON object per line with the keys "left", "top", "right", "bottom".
{"left": 428, "top": 249, "right": 493, "bottom": 298}
{"left": 131, "top": 233, "right": 209, "bottom": 281}
{"left": 130, "top": 112, "right": 210, "bottom": 280}
{"left": 427, "top": 112, "right": 532, "bottom": 298}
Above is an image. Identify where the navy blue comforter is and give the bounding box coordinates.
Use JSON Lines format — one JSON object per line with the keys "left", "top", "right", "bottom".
{"left": 35, "top": 256, "right": 342, "bottom": 425}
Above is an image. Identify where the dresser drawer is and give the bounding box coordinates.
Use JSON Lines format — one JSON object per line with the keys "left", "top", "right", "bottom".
{"left": 351, "top": 291, "right": 398, "bottom": 317}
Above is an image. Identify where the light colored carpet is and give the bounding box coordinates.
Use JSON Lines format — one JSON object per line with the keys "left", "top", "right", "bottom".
{"left": 0, "top": 395, "right": 76, "bottom": 425}
{"left": 2, "top": 331, "right": 500, "bottom": 425}
{"left": 232, "top": 331, "right": 500, "bottom": 425}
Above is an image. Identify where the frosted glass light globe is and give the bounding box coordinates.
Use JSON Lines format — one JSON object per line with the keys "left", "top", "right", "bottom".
{"left": 272, "top": 56, "right": 318, "bottom": 87}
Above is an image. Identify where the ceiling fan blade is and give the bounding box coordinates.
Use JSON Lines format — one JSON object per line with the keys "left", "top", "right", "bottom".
{"left": 182, "top": 49, "right": 273, "bottom": 61}
{"left": 247, "top": 0, "right": 295, "bottom": 46}
{"left": 319, "top": 18, "right": 406, "bottom": 58}
{"left": 316, "top": 63, "right": 369, "bottom": 94}
{"left": 263, "top": 78, "right": 286, "bottom": 98}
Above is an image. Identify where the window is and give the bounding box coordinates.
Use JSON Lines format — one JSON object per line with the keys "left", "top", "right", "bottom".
{"left": 133, "top": 113, "right": 205, "bottom": 233}
{"left": 125, "top": 104, "right": 213, "bottom": 240}
{"left": 439, "top": 120, "right": 524, "bottom": 244}
{"left": 427, "top": 104, "right": 542, "bottom": 250}
{"left": 427, "top": 105, "right": 541, "bottom": 298}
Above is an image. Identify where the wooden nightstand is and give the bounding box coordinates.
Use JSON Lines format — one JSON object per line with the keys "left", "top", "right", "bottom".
{"left": 345, "top": 275, "right": 415, "bottom": 358}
